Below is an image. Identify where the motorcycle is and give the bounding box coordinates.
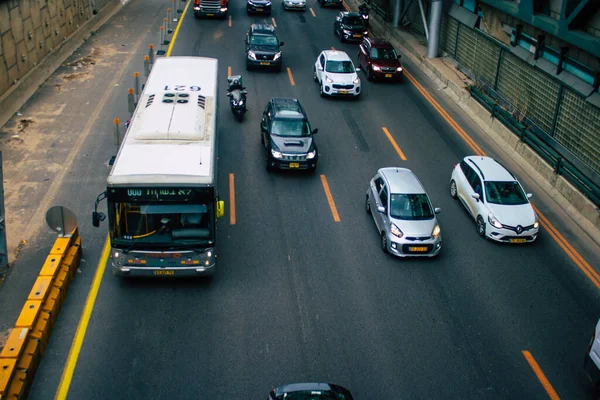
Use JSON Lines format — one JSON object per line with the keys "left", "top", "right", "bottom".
{"left": 358, "top": 2, "right": 369, "bottom": 28}
{"left": 226, "top": 75, "right": 247, "bottom": 122}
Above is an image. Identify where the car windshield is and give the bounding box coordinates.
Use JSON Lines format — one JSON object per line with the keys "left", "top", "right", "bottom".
{"left": 250, "top": 35, "right": 278, "bottom": 46}
{"left": 485, "top": 181, "right": 528, "bottom": 205}
{"left": 390, "top": 194, "right": 434, "bottom": 220}
{"left": 371, "top": 47, "right": 397, "bottom": 60}
{"left": 271, "top": 119, "right": 311, "bottom": 137}
{"left": 325, "top": 60, "right": 355, "bottom": 73}
{"left": 343, "top": 16, "right": 364, "bottom": 27}
{"left": 278, "top": 391, "right": 349, "bottom": 400}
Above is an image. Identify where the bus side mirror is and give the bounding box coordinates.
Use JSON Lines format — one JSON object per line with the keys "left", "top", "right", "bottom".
{"left": 92, "top": 211, "right": 106, "bottom": 227}
{"left": 216, "top": 200, "right": 225, "bottom": 218}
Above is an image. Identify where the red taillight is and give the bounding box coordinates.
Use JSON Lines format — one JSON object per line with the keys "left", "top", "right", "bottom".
{"left": 194, "top": 0, "right": 199, "bottom": 5}
{"left": 220, "top": 0, "right": 227, "bottom": 6}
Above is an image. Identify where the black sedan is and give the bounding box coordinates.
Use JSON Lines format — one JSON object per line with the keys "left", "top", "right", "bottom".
{"left": 247, "top": 0, "right": 272, "bottom": 15}
{"left": 334, "top": 11, "right": 368, "bottom": 42}
{"left": 268, "top": 382, "right": 354, "bottom": 400}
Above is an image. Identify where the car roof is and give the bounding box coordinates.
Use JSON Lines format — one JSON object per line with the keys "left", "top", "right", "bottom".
{"left": 367, "top": 38, "right": 394, "bottom": 48}
{"left": 250, "top": 23, "right": 276, "bottom": 35}
{"left": 465, "top": 156, "right": 516, "bottom": 181}
{"left": 323, "top": 50, "right": 351, "bottom": 61}
{"left": 271, "top": 97, "right": 305, "bottom": 119}
{"left": 379, "top": 167, "right": 426, "bottom": 194}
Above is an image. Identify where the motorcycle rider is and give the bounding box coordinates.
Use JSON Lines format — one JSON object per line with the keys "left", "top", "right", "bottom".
{"left": 358, "top": 1, "right": 369, "bottom": 28}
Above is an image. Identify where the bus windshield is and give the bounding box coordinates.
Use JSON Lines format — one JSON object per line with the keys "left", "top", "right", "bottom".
{"left": 108, "top": 202, "right": 215, "bottom": 249}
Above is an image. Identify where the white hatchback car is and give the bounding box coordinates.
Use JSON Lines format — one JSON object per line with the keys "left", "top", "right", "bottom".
{"left": 450, "top": 156, "right": 539, "bottom": 243}
{"left": 313, "top": 50, "right": 361, "bottom": 98}
{"left": 366, "top": 167, "right": 442, "bottom": 257}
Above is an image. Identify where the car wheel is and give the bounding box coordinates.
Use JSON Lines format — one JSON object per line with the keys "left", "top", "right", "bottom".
{"left": 276, "top": 64, "right": 282, "bottom": 72}
{"left": 313, "top": 68, "right": 318, "bottom": 82}
{"left": 319, "top": 84, "right": 325, "bottom": 97}
{"left": 381, "top": 232, "right": 388, "bottom": 253}
{"left": 365, "top": 194, "right": 371, "bottom": 214}
{"left": 246, "top": 61, "right": 251, "bottom": 71}
{"left": 339, "top": 32, "right": 344, "bottom": 43}
{"left": 450, "top": 180, "right": 458, "bottom": 199}
{"left": 260, "top": 133, "right": 264, "bottom": 145}
{"left": 366, "top": 67, "right": 373, "bottom": 81}
{"left": 476, "top": 216, "right": 486, "bottom": 238}
{"left": 266, "top": 154, "right": 274, "bottom": 172}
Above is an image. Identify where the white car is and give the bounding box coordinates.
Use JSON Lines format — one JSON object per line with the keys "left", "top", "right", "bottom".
{"left": 313, "top": 50, "right": 361, "bottom": 98}
{"left": 282, "top": 0, "right": 306, "bottom": 10}
{"left": 449, "top": 156, "right": 539, "bottom": 243}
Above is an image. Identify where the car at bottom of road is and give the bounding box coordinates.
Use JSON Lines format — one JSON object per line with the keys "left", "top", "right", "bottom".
{"left": 314, "top": 50, "right": 361, "bottom": 98}
{"left": 261, "top": 97, "right": 319, "bottom": 173}
{"left": 585, "top": 318, "right": 600, "bottom": 396}
{"left": 282, "top": 0, "right": 306, "bottom": 10}
{"left": 245, "top": 24, "right": 284, "bottom": 71}
{"left": 449, "top": 156, "right": 539, "bottom": 243}
{"left": 357, "top": 37, "right": 404, "bottom": 81}
{"left": 366, "top": 167, "right": 442, "bottom": 257}
{"left": 247, "top": 0, "right": 272, "bottom": 15}
{"left": 268, "top": 382, "right": 354, "bottom": 400}
{"left": 334, "top": 11, "right": 368, "bottom": 43}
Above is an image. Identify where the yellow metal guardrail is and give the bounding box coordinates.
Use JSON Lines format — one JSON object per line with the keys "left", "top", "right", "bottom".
{"left": 0, "top": 228, "right": 82, "bottom": 399}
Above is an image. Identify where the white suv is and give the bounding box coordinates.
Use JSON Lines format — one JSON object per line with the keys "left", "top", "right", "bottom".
{"left": 313, "top": 50, "right": 361, "bottom": 98}
{"left": 449, "top": 156, "right": 539, "bottom": 243}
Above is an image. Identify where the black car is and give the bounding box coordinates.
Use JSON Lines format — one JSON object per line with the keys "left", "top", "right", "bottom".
{"left": 334, "top": 11, "right": 367, "bottom": 42}
{"left": 247, "top": 0, "right": 272, "bottom": 15}
{"left": 318, "top": 0, "right": 343, "bottom": 7}
{"left": 245, "top": 24, "right": 284, "bottom": 71}
{"left": 261, "top": 98, "right": 318, "bottom": 173}
{"left": 268, "top": 382, "right": 354, "bottom": 400}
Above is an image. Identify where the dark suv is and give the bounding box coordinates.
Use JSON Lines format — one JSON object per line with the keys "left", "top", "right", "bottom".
{"left": 261, "top": 98, "right": 319, "bottom": 173}
{"left": 245, "top": 24, "right": 284, "bottom": 71}
{"left": 334, "top": 11, "right": 367, "bottom": 42}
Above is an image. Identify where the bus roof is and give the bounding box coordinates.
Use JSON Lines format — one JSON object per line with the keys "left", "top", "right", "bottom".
{"left": 108, "top": 56, "right": 218, "bottom": 187}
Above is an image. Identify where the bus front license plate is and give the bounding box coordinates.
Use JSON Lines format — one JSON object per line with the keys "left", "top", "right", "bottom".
{"left": 154, "top": 270, "right": 174, "bottom": 276}
{"left": 289, "top": 163, "right": 300, "bottom": 168}
{"left": 510, "top": 238, "right": 527, "bottom": 243}
{"left": 409, "top": 246, "right": 427, "bottom": 252}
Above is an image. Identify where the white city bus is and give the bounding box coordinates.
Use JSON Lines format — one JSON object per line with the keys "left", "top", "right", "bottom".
{"left": 92, "top": 56, "right": 224, "bottom": 277}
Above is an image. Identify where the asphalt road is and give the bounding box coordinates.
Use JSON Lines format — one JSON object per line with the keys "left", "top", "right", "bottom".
{"left": 1, "top": 0, "right": 595, "bottom": 398}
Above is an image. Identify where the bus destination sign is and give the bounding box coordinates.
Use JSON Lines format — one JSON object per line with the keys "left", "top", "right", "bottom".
{"left": 109, "top": 187, "right": 211, "bottom": 202}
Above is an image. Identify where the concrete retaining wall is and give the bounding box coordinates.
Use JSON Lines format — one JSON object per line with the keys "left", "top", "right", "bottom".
{"left": 0, "top": 0, "right": 122, "bottom": 129}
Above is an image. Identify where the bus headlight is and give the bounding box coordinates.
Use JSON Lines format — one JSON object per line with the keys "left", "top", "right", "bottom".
{"left": 113, "top": 251, "right": 125, "bottom": 266}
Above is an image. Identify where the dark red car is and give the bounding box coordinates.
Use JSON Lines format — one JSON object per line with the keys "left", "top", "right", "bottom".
{"left": 357, "top": 37, "right": 403, "bottom": 81}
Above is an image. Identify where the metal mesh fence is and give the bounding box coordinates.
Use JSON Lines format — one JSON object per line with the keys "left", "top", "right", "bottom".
{"left": 440, "top": 14, "right": 458, "bottom": 57}
{"left": 456, "top": 26, "right": 500, "bottom": 88}
{"left": 555, "top": 88, "right": 600, "bottom": 174}
{"left": 497, "top": 51, "right": 560, "bottom": 133}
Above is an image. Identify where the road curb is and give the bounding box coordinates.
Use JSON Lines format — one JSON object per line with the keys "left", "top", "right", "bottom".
{"left": 0, "top": 229, "right": 81, "bottom": 399}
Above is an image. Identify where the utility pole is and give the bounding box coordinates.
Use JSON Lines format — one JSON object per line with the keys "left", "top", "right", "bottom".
{"left": 0, "top": 152, "right": 8, "bottom": 276}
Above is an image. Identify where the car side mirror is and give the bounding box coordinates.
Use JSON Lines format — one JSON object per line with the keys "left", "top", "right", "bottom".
{"left": 312, "top": 128, "right": 318, "bottom": 134}
{"left": 355, "top": 67, "right": 361, "bottom": 72}
{"left": 92, "top": 211, "right": 106, "bottom": 228}
{"left": 280, "top": 41, "right": 285, "bottom": 46}
{"left": 434, "top": 207, "right": 441, "bottom": 214}
{"left": 526, "top": 193, "right": 533, "bottom": 199}
{"left": 377, "top": 205, "right": 386, "bottom": 214}
{"left": 471, "top": 193, "right": 480, "bottom": 200}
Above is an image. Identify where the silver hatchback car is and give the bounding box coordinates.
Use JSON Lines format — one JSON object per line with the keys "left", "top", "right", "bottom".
{"left": 366, "top": 167, "right": 442, "bottom": 257}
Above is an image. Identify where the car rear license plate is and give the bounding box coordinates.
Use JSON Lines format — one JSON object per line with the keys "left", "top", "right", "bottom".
{"left": 260, "top": 62, "right": 270, "bottom": 65}
{"left": 409, "top": 246, "right": 428, "bottom": 252}
{"left": 338, "top": 89, "right": 348, "bottom": 94}
{"left": 510, "top": 238, "right": 527, "bottom": 243}
{"left": 154, "top": 270, "right": 174, "bottom": 276}
{"left": 256, "top": 8, "right": 263, "bottom": 10}
{"left": 385, "top": 74, "right": 392, "bottom": 78}
{"left": 207, "top": 13, "right": 214, "bottom": 16}
{"left": 289, "top": 163, "right": 300, "bottom": 168}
